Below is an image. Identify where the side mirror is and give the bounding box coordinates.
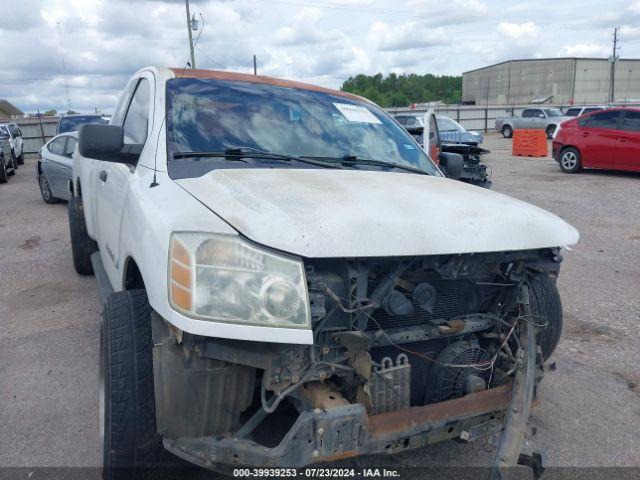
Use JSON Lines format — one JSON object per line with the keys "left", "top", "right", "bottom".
{"left": 78, "top": 124, "right": 140, "bottom": 164}
{"left": 439, "top": 152, "right": 464, "bottom": 180}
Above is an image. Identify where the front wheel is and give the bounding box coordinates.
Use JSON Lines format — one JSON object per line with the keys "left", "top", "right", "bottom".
{"left": 528, "top": 274, "right": 563, "bottom": 360}
{"left": 68, "top": 196, "right": 98, "bottom": 275}
{"left": 101, "top": 290, "right": 161, "bottom": 479}
{"left": 546, "top": 125, "right": 556, "bottom": 139}
{"left": 0, "top": 157, "right": 7, "bottom": 183}
{"left": 559, "top": 147, "right": 581, "bottom": 173}
{"left": 17, "top": 152, "right": 24, "bottom": 165}
{"left": 501, "top": 125, "right": 513, "bottom": 138}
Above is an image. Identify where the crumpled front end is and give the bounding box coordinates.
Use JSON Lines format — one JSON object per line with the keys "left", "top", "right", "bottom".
{"left": 153, "top": 248, "right": 558, "bottom": 476}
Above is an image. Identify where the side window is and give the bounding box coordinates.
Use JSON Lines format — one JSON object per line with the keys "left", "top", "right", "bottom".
{"left": 578, "top": 116, "right": 591, "bottom": 127}
{"left": 396, "top": 117, "right": 407, "bottom": 126}
{"left": 122, "top": 78, "right": 150, "bottom": 145}
{"left": 64, "top": 137, "right": 77, "bottom": 157}
{"left": 583, "top": 107, "right": 602, "bottom": 114}
{"left": 111, "top": 80, "right": 137, "bottom": 126}
{"left": 589, "top": 111, "right": 621, "bottom": 130}
{"left": 565, "top": 108, "right": 580, "bottom": 116}
{"left": 532, "top": 109, "right": 544, "bottom": 118}
{"left": 622, "top": 111, "right": 640, "bottom": 132}
{"left": 522, "top": 109, "right": 533, "bottom": 118}
{"left": 48, "top": 137, "right": 67, "bottom": 156}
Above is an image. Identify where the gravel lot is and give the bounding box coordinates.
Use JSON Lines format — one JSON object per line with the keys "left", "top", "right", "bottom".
{"left": 1, "top": 135, "right": 639, "bottom": 476}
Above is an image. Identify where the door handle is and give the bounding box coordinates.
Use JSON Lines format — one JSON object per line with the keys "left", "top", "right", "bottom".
{"left": 619, "top": 137, "right": 628, "bottom": 143}
{"left": 581, "top": 132, "right": 589, "bottom": 137}
{"left": 99, "top": 170, "right": 108, "bottom": 182}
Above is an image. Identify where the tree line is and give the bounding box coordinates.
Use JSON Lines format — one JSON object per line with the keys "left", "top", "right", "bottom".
{"left": 340, "top": 73, "right": 462, "bottom": 107}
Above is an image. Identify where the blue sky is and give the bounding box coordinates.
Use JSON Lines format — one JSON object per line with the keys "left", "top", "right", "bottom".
{"left": 1, "top": 0, "right": 639, "bottom": 112}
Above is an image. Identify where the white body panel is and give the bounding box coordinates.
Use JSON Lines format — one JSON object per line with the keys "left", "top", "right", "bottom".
{"left": 73, "top": 66, "right": 578, "bottom": 346}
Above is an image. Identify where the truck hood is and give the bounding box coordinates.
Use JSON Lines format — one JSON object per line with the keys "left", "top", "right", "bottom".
{"left": 176, "top": 169, "right": 579, "bottom": 258}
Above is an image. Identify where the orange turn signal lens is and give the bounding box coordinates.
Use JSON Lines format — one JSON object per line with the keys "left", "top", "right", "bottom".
{"left": 170, "top": 237, "right": 193, "bottom": 312}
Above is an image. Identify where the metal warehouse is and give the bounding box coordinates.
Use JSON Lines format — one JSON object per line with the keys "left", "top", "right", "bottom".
{"left": 462, "top": 57, "right": 640, "bottom": 105}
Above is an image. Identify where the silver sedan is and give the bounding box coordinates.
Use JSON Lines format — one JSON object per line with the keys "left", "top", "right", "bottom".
{"left": 38, "top": 132, "right": 77, "bottom": 203}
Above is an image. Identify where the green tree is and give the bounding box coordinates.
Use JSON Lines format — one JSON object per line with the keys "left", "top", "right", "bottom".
{"left": 43, "top": 109, "right": 57, "bottom": 116}
{"left": 341, "top": 73, "right": 462, "bottom": 107}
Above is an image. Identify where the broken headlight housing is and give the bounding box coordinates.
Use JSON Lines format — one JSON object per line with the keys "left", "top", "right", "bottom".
{"left": 169, "top": 232, "right": 310, "bottom": 328}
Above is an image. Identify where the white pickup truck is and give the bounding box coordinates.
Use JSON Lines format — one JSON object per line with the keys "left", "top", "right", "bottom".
{"left": 71, "top": 67, "right": 578, "bottom": 477}
{"left": 495, "top": 108, "right": 571, "bottom": 139}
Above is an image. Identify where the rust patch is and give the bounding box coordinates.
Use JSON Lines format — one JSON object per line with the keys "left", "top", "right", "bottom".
{"left": 368, "top": 384, "right": 512, "bottom": 436}
{"left": 300, "top": 382, "right": 349, "bottom": 410}
{"left": 320, "top": 450, "right": 360, "bottom": 462}
{"left": 170, "top": 68, "right": 368, "bottom": 103}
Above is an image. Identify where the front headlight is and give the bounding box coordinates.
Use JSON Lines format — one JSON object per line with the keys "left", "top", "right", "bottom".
{"left": 169, "top": 232, "right": 310, "bottom": 329}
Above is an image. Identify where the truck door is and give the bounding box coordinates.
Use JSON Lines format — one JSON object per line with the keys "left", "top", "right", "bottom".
{"left": 422, "top": 109, "right": 441, "bottom": 165}
{"left": 95, "top": 75, "right": 153, "bottom": 287}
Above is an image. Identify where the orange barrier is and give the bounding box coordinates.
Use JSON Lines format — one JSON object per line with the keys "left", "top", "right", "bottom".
{"left": 512, "top": 129, "right": 548, "bottom": 157}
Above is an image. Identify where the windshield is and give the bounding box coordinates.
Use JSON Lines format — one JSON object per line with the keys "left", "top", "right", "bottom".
{"left": 544, "top": 108, "right": 564, "bottom": 117}
{"left": 58, "top": 115, "right": 108, "bottom": 133}
{"left": 436, "top": 116, "right": 464, "bottom": 132}
{"left": 166, "top": 78, "right": 439, "bottom": 177}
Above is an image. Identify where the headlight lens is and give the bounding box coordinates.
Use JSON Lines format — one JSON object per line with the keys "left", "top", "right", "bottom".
{"left": 169, "top": 233, "right": 310, "bottom": 328}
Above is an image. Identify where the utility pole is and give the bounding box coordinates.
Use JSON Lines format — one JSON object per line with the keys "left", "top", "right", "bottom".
{"left": 56, "top": 22, "right": 72, "bottom": 112}
{"left": 253, "top": 54, "right": 257, "bottom": 75}
{"left": 185, "top": 0, "right": 196, "bottom": 68}
{"left": 609, "top": 26, "right": 619, "bottom": 103}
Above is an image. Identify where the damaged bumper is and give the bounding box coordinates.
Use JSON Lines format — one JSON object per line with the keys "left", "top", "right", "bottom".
{"left": 164, "top": 384, "right": 513, "bottom": 469}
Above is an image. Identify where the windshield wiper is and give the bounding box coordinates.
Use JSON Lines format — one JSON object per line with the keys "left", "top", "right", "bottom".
{"left": 308, "top": 155, "right": 429, "bottom": 175}
{"left": 172, "top": 148, "right": 340, "bottom": 169}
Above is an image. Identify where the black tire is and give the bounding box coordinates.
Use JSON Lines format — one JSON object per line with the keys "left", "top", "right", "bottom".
{"left": 546, "top": 125, "right": 556, "bottom": 139}
{"left": 0, "top": 157, "right": 7, "bottom": 183}
{"left": 39, "top": 174, "right": 60, "bottom": 204}
{"left": 10, "top": 150, "right": 18, "bottom": 170}
{"left": 559, "top": 147, "right": 581, "bottom": 173}
{"left": 101, "top": 290, "right": 161, "bottom": 479}
{"left": 501, "top": 125, "right": 513, "bottom": 138}
{"left": 528, "top": 273, "right": 563, "bottom": 360}
{"left": 68, "top": 196, "right": 98, "bottom": 275}
{"left": 17, "top": 152, "right": 24, "bottom": 165}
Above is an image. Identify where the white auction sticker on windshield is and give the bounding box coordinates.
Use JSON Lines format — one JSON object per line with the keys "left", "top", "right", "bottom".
{"left": 333, "top": 103, "right": 382, "bottom": 124}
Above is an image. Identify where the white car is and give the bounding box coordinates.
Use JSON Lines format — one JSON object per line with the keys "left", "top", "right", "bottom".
{"left": 37, "top": 132, "right": 77, "bottom": 203}
{"left": 0, "top": 122, "right": 24, "bottom": 166}
{"left": 71, "top": 66, "right": 578, "bottom": 476}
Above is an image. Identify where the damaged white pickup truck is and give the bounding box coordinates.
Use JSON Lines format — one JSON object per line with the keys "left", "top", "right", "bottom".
{"left": 69, "top": 67, "right": 578, "bottom": 478}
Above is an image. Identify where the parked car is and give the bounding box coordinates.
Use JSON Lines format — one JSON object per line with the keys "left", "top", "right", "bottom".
{"left": 72, "top": 67, "right": 578, "bottom": 477}
{"left": 563, "top": 106, "right": 606, "bottom": 117}
{"left": 57, "top": 114, "right": 108, "bottom": 134}
{"left": 495, "top": 108, "right": 570, "bottom": 139}
{"left": 436, "top": 115, "right": 484, "bottom": 145}
{"left": 399, "top": 112, "right": 491, "bottom": 188}
{"left": 0, "top": 131, "right": 17, "bottom": 183}
{"left": 394, "top": 113, "right": 424, "bottom": 128}
{"left": 37, "top": 132, "right": 77, "bottom": 203}
{"left": 552, "top": 107, "right": 640, "bottom": 173}
{"left": 0, "top": 122, "right": 24, "bottom": 165}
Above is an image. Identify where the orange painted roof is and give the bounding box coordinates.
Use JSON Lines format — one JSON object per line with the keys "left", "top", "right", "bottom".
{"left": 169, "top": 68, "right": 367, "bottom": 102}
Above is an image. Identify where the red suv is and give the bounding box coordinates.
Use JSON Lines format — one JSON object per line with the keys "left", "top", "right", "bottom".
{"left": 552, "top": 107, "right": 640, "bottom": 174}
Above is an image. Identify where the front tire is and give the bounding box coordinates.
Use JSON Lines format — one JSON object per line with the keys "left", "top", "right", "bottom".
{"left": 39, "top": 174, "right": 60, "bottom": 204}
{"left": 101, "top": 290, "right": 161, "bottom": 479}
{"left": 501, "top": 125, "right": 513, "bottom": 138}
{"left": 17, "top": 152, "right": 24, "bottom": 165}
{"left": 0, "top": 157, "right": 7, "bottom": 183}
{"left": 68, "top": 196, "right": 98, "bottom": 275}
{"left": 528, "top": 274, "right": 563, "bottom": 360}
{"left": 546, "top": 125, "right": 556, "bottom": 139}
{"left": 559, "top": 147, "right": 581, "bottom": 173}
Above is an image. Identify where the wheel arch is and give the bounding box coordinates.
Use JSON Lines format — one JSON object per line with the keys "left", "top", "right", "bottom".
{"left": 122, "top": 256, "right": 146, "bottom": 291}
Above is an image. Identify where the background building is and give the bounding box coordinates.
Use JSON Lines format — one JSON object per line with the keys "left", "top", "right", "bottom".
{"left": 462, "top": 58, "right": 640, "bottom": 105}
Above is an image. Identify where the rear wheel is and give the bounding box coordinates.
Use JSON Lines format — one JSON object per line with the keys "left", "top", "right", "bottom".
{"left": 68, "top": 196, "right": 98, "bottom": 275}
{"left": 501, "top": 125, "right": 513, "bottom": 138}
{"left": 0, "top": 157, "right": 7, "bottom": 183}
{"left": 101, "top": 290, "right": 162, "bottom": 479}
{"left": 17, "top": 152, "right": 24, "bottom": 165}
{"left": 528, "top": 274, "right": 563, "bottom": 360}
{"left": 559, "top": 147, "right": 581, "bottom": 173}
{"left": 10, "top": 150, "right": 18, "bottom": 170}
{"left": 39, "top": 174, "right": 60, "bottom": 204}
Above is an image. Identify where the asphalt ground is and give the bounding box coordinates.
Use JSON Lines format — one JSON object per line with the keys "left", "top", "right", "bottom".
{"left": 0, "top": 135, "right": 639, "bottom": 478}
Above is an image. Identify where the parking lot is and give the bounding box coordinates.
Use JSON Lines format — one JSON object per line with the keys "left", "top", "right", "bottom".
{"left": 1, "top": 135, "right": 639, "bottom": 474}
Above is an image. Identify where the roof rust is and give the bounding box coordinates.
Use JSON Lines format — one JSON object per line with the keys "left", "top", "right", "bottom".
{"left": 169, "top": 68, "right": 367, "bottom": 102}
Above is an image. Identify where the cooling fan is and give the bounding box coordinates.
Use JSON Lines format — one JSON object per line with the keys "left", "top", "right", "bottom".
{"left": 427, "top": 340, "right": 492, "bottom": 403}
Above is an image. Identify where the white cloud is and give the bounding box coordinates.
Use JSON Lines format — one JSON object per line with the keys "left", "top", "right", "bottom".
{"left": 369, "top": 21, "right": 445, "bottom": 51}
{"left": 562, "top": 43, "right": 610, "bottom": 57}
{"left": 497, "top": 21, "right": 540, "bottom": 40}
{"left": 628, "top": 0, "right": 640, "bottom": 14}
